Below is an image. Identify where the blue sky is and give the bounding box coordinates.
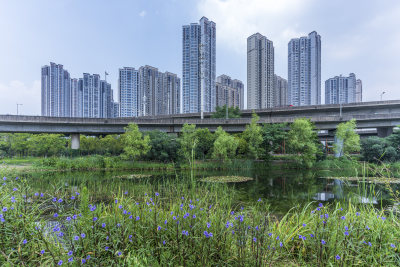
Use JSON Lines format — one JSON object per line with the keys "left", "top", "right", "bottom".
{"left": 1, "top": 0, "right": 400, "bottom": 115}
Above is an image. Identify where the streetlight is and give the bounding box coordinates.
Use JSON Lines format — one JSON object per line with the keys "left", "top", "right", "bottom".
{"left": 16, "top": 103, "right": 23, "bottom": 115}
{"left": 380, "top": 91, "right": 386, "bottom": 101}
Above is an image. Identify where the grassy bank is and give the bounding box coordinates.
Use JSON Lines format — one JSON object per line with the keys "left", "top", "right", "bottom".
{"left": 0, "top": 173, "right": 399, "bottom": 266}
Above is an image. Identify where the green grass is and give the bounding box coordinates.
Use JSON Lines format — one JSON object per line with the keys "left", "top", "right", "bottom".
{"left": 0, "top": 171, "right": 399, "bottom": 266}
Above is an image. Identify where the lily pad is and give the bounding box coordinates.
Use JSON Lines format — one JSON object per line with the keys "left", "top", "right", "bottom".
{"left": 113, "top": 174, "right": 152, "bottom": 179}
{"left": 200, "top": 176, "right": 254, "bottom": 183}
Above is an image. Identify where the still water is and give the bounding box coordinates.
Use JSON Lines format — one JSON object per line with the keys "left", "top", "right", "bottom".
{"left": 21, "top": 165, "right": 395, "bottom": 214}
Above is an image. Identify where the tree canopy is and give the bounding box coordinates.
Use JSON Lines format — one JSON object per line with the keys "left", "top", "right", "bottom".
{"left": 120, "top": 123, "right": 151, "bottom": 160}
{"left": 241, "top": 112, "right": 263, "bottom": 159}
{"left": 212, "top": 127, "right": 238, "bottom": 161}
{"left": 334, "top": 119, "right": 360, "bottom": 157}
{"left": 211, "top": 105, "right": 241, "bottom": 119}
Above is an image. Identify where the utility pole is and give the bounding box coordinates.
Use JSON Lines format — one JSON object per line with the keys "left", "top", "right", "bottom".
{"left": 380, "top": 91, "right": 386, "bottom": 101}
{"left": 16, "top": 103, "right": 23, "bottom": 115}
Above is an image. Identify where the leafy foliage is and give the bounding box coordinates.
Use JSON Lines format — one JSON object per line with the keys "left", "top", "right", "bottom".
{"left": 334, "top": 119, "right": 360, "bottom": 156}
{"left": 194, "top": 128, "right": 215, "bottom": 159}
{"left": 211, "top": 127, "right": 238, "bottom": 161}
{"left": 211, "top": 105, "right": 241, "bottom": 119}
{"left": 143, "top": 131, "right": 178, "bottom": 162}
{"left": 260, "top": 123, "right": 288, "bottom": 158}
{"left": 178, "top": 124, "right": 197, "bottom": 163}
{"left": 120, "top": 123, "right": 151, "bottom": 160}
{"left": 288, "top": 118, "right": 319, "bottom": 168}
{"left": 241, "top": 113, "right": 263, "bottom": 159}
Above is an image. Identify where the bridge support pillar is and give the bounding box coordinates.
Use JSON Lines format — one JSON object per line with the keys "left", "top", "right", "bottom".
{"left": 71, "top": 134, "right": 80, "bottom": 150}
{"left": 377, "top": 127, "right": 393, "bottom": 138}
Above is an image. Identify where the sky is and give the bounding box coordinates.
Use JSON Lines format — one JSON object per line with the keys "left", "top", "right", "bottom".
{"left": 1, "top": 0, "right": 400, "bottom": 115}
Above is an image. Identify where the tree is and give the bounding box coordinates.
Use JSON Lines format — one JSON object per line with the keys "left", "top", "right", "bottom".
{"left": 260, "top": 123, "right": 288, "bottom": 158}
{"left": 211, "top": 105, "right": 241, "bottom": 118}
{"left": 178, "top": 124, "right": 198, "bottom": 163}
{"left": 27, "top": 134, "right": 66, "bottom": 157}
{"left": 334, "top": 119, "right": 360, "bottom": 157}
{"left": 211, "top": 127, "right": 238, "bottom": 161}
{"left": 241, "top": 112, "right": 263, "bottom": 159}
{"left": 100, "top": 135, "right": 123, "bottom": 155}
{"left": 361, "top": 137, "right": 398, "bottom": 163}
{"left": 120, "top": 123, "right": 151, "bottom": 160}
{"left": 144, "top": 131, "right": 179, "bottom": 162}
{"left": 287, "top": 118, "right": 319, "bottom": 168}
{"left": 195, "top": 128, "right": 215, "bottom": 159}
{"left": 9, "top": 134, "right": 30, "bottom": 157}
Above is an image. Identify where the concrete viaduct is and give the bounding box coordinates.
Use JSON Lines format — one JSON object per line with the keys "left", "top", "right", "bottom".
{"left": 1, "top": 100, "right": 400, "bottom": 149}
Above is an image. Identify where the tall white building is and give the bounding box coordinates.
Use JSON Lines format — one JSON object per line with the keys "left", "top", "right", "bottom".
{"left": 355, "top": 79, "right": 362, "bottom": 102}
{"left": 274, "top": 75, "right": 288, "bottom": 107}
{"left": 288, "top": 31, "right": 321, "bottom": 106}
{"left": 182, "top": 17, "right": 216, "bottom": 114}
{"left": 247, "top": 33, "right": 274, "bottom": 109}
{"left": 325, "top": 73, "right": 357, "bottom": 104}
{"left": 118, "top": 67, "right": 139, "bottom": 117}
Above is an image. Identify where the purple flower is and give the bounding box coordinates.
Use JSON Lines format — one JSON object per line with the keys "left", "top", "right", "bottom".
{"left": 23, "top": 239, "right": 27, "bottom": 244}
{"left": 105, "top": 246, "right": 109, "bottom": 251}
{"left": 336, "top": 255, "right": 341, "bottom": 260}
{"left": 356, "top": 212, "right": 360, "bottom": 216}
{"left": 381, "top": 217, "right": 386, "bottom": 221}
{"left": 157, "top": 226, "right": 161, "bottom": 231}
{"left": 302, "top": 223, "right": 306, "bottom": 227}
{"left": 72, "top": 214, "right": 77, "bottom": 220}
{"left": 58, "top": 260, "right": 63, "bottom": 265}
{"left": 2, "top": 177, "right": 6, "bottom": 181}
{"left": 155, "top": 192, "right": 159, "bottom": 196}
{"left": 257, "top": 198, "right": 261, "bottom": 202}
{"left": 53, "top": 213, "right": 58, "bottom": 218}
{"left": 11, "top": 197, "right": 15, "bottom": 203}
{"left": 276, "top": 236, "right": 280, "bottom": 240}
{"left": 66, "top": 217, "right": 71, "bottom": 221}
{"left": 40, "top": 250, "right": 45, "bottom": 254}
{"left": 207, "top": 222, "right": 211, "bottom": 228}
{"left": 93, "top": 217, "right": 97, "bottom": 222}
{"left": 341, "top": 216, "right": 345, "bottom": 220}
{"left": 368, "top": 242, "right": 372, "bottom": 247}
{"left": 182, "top": 230, "right": 189, "bottom": 236}
{"left": 391, "top": 243, "right": 396, "bottom": 248}
{"left": 366, "top": 226, "right": 370, "bottom": 230}
{"left": 81, "top": 259, "right": 86, "bottom": 264}
{"left": 310, "top": 233, "right": 314, "bottom": 238}
{"left": 280, "top": 242, "right": 283, "bottom": 247}
{"left": 124, "top": 191, "right": 128, "bottom": 195}
{"left": 318, "top": 203, "right": 323, "bottom": 207}
{"left": 163, "top": 240, "right": 166, "bottom": 245}
{"left": 129, "top": 235, "right": 132, "bottom": 239}
{"left": 253, "top": 237, "right": 257, "bottom": 242}
{"left": 115, "top": 199, "right": 118, "bottom": 204}
{"left": 68, "top": 251, "right": 73, "bottom": 256}
{"left": 321, "top": 239, "right": 326, "bottom": 245}
{"left": 13, "top": 188, "right": 17, "bottom": 191}
{"left": 74, "top": 236, "right": 79, "bottom": 241}
{"left": 102, "top": 223, "right": 106, "bottom": 228}
{"left": 71, "top": 196, "right": 75, "bottom": 200}
{"left": 58, "top": 198, "right": 63, "bottom": 203}
{"left": 81, "top": 233, "right": 86, "bottom": 238}
{"left": 345, "top": 226, "right": 348, "bottom": 231}
{"left": 117, "top": 251, "right": 122, "bottom": 256}
{"left": 344, "top": 231, "right": 349, "bottom": 236}
{"left": 40, "top": 193, "right": 44, "bottom": 197}
{"left": 136, "top": 216, "right": 140, "bottom": 221}
{"left": 68, "top": 258, "right": 73, "bottom": 263}
{"left": 34, "top": 193, "right": 39, "bottom": 196}
{"left": 118, "top": 205, "right": 123, "bottom": 209}
{"left": 52, "top": 197, "right": 57, "bottom": 202}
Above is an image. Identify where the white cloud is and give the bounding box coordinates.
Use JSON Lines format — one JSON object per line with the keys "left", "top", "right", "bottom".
{"left": 0, "top": 80, "right": 41, "bottom": 115}
{"left": 196, "top": 0, "right": 314, "bottom": 54}
{"left": 139, "top": 10, "right": 147, "bottom": 18}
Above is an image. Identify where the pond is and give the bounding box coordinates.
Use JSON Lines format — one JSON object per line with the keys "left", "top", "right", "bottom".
{"left": 18, "top": 162, "right": 398, "bottom": 215}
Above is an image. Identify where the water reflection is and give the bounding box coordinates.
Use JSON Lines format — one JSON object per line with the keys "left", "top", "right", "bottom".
{"left": 19, "top": 166, "right": 397, "bottom": 214}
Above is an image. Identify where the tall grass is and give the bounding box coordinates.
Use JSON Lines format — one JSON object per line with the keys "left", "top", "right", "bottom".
{"left": 0, "top": 172, "right": 399, "bottom": 266}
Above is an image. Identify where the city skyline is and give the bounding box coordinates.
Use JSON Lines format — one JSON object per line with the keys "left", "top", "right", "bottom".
{"left": 1, "top": 1, "right": 400, "bottom": 115}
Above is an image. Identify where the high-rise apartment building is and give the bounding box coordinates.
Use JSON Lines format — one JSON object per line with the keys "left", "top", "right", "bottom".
{"left": 273, "top": 75, "right": 288, "bottom": 107}
{"left": 325, "top": 73, "right": 357, "bottom": 104}
{"left": 247, "top": 33, "right": 274, "bottom": 109}
{"left": 288, "top": 31, "right": 321, "bottom": 106}
{"left": 355, "top": 79, "right": 362, "bottom": 102}
{"left": 41, "top": 62, "right": 115, "bottom": 118}
{"left": 41, "top": 62, "right": 71, "bottom": 117}
{"left": 118, "top": 66, "right": 180, "bottom": 117}
{"left": 216, "top": 75, "right": 244, "bottom": 109}
{"left": 182, "top": 17, "right": 216, "bottom": 114}
{"left": 118, "top": 67, "right": 140, "bottom": 117}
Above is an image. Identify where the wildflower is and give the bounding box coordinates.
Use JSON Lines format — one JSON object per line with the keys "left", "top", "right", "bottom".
{"left": 310, "top": 234, "right": 314, "bottom": 238}
{"left": 81, "top": 259, "right": 86, "bottom": 264}
{"left": 52, "top": 197, "right": 57, "bottom": 202}
{"left": 13, "top": 188, "right": 17, "bottom": 191}
{"left": 276, "top": 236, "right": 280, "bottom": 240}
{"left": 268, "top": 233, "right": 272, "bottom": 237}
{"left": 323, "top": 221, "right": 326, "bottom": 224}
{"left": 319, "top": 203, "right": 323, "bottom": 207}
{"left": 155, "top": 192, "right": 159, "bottom": 196}
{"left": 163, "top": 240, "right": 166, "bottom": 245}
{"left": 182, "top": 230, "right": 189, "bottom": 236}
{"left": 117, "top": 223, "right": 121, "bottom": 227}
{"left": 118, "top": 205, "right": 123, "bottom": 209}
{"left": 311, "top": 210, "right": 315, "bottom": 214}
{"left": 81, "top": 233, "right": 86, "bottom": 238}
{"left": 231, "top": 211, "right": 235, "bottom": 215}
{"left": 58, "top": 198, "right": 63, "bottom": 203}
{"left": 344, "top": 231, "right": 349, "bottom": 236}
{"left": 54, "top": 213, "right": 58, "bottom": 218}
{"left": 253, "top": 237, "right": 257, "bottom": 242}
{"left": 117, "top": 251, "right": 122, "bottom": 256}
{"left": 68, "top": 258, "right": 73, "bottom": 263}
{"left": 58, "top": 260, "right": 63, "bottom": 265}
{"left": 368, "top": 242, "right": 372, "bottom": 247}
{"left": 257, "top": 198, "right": 261, "bottom": 202}
{"left": 207, "top": 222, "right": 211, "bottom": 228}
{"left": 124, "top": 191, "right": 128, "bottom": 195}
{"left": 321, "top": 239, "right": 326, "bottom": 245}
{"left": 105, "top": 246, "right": 109, "bottom": 251}
{"left": 72, "top": 214, "right": 77, "bottom": 220}
{"left": 391, "top": 244, "right": 396, "bottom": 248}
{"left": 102, "top": 223, "right": 106, "bottom": 228}
{"left": 366, "top": 226, "right": 370, "bottom": 230}
{"left": 40, "top": 250, "right": 45, "bottom": 254}
{"left": 115, "top": 199, "right": 118, "bottom": 204}
{"left": 93, "top": 217, "right": 97, "bottom": 222}
{"left": 74, "top": 236, "right": 79, "bottom": 241}
{"left": 356, "top": 212, "right": 360, "bottom": 216}
{"left": 129, "top": 215, "right": 133, "bottom": 219}
{"left": 157, "top": 226, "right": 161, "bottom": 231}
{"left": 34, "top": 193, "right": 39, "bottom": 196}
{"left": 316, "top": 208, "right": 320, "bottom": 211}
{"left": 66, "top": 217, "right": 71, "bottom": 221}
{"left": 336, "top": 255, "right": 341, "bottom": 260}
{"left": 71, "top": 196, "right": 75, "bottom": 200}
{"left": 40, "top": 193, "right": 44, "bottom": 197}
{"left": 2, "top": 177, "right": 5, "bottom": 181}
{"left": 302, "top": 223, "right": 306, "bottom": 227}
{"left": 192, "top": 214, "right": 196, "bottom": 219}
{"left": 58, "top": 232, "right": 64, "bottom": 237}
{"left": 11, "top": 196, "right": 15, "bottom": 203}
{"left": 298, "top": 235, "right": 303, "bottom": 239}
{"left": 280, "top": 242, "right": 283, "bottom": 247}
{"left": 136, "top": 216, "right": 140, "bottom": 221}
{"left": 325, "top": 213, "right": 329, "bottom": 218}
{"left": 68, "top": 251, "right": 73, "bottom": 256}
{"left": 123, "top": 210, "right": 127, "bottom": 215}
{"left": 381, "top": 217, "right": 386, "bottom": 221}
{"left": 23, "top": 239, "right": 27, "bottom": 244}
{"left": 129, "top": 235, "right": 132, "bottom": 239}
{"left": 341, "top": 216, "right": 345, "bottom": 220}
{"left": 164, "top": 219, "right": 167, "bottom": 224}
